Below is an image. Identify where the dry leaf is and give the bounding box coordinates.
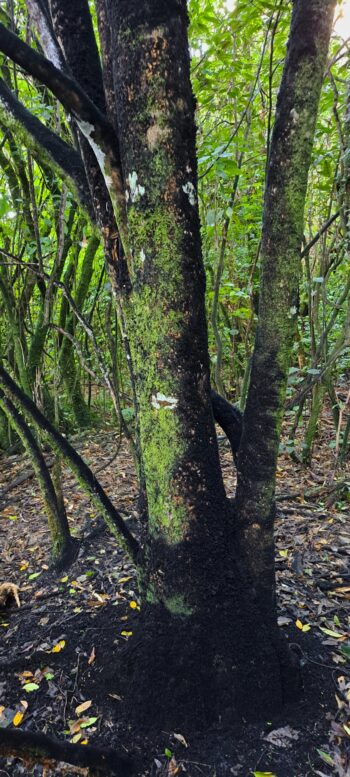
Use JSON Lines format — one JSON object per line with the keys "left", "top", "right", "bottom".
{"left": 88, "top": 647, "right": 96, "bottom": 665}
{"left": 173, "top": 732, "right": 188, "bottom": 748}
{"left": 75, "top": 700, "right": 92, "bottom": 716}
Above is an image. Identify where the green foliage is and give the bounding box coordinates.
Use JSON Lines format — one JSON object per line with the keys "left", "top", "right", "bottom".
{"left": 0, "top": 0, "right": 349, "bottom": 464}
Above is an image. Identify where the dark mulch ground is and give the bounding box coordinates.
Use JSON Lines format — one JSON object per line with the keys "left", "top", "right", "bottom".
{"left": 0, "top": 408, "right": 349, "bottom": 776}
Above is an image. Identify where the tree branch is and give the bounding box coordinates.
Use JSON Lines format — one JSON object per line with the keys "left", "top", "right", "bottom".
{"left": 301, "top": 210, "right": 340, "bottom": 258}
{"left": 0, "top": 20, "right": 127, "bottom": 236}
{"left": 211, "top": 389, "right": 243, "bottom": 464}
{"left": 0, "top": 77, "right": 93, "bottom": 217}
{"left": 0, "top": 728, "right": 133, "bottom": 776}
{"left": 25, "top": 0, "right": 65, "bottom": 70}
{"left": 0, "top": 365, "right": 140, "bottom": 564}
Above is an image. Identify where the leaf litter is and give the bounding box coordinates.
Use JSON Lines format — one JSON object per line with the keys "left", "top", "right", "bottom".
{"left": 0, "top": 409, "right": 349, "bottom": 775}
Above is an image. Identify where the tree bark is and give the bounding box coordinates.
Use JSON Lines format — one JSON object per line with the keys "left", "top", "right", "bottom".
{"left": 235, "top": 0, "right": 336, "bottom": 619}
{"left": 102, "top": 0, "right": 296, "bottom": 728}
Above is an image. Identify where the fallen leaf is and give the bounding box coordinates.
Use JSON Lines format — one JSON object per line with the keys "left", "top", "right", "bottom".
{"left": 319, "top": 627, "right": 347, "bottom": 640}
{"left": 50, "top": 640, "right": 66, "bottom": 653}
{"left": 173, "top": 732, "right": 188, "bottom": 747}
{"left": 295, "top": 620, "right": 311, "bottom": 632}
{"left": 75, "top": 700, "right": 92, "bottom": 716}
{"left": 23, "top": 683, "right": 39, "bottom": 692}
{"left": 12, "top": 711, "right": 24, "bottom": 726}
{"left": 253, "top": 773, "right": 277, "bottom": 777}
{"left": 88, "top": 647, "right": 96, "bottom": 665}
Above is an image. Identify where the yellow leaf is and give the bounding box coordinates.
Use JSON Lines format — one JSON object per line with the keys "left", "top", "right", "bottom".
{"left": 71, "top": 732, "right": 82, "bottom": 744}
{"left": 279, "top": 550, "right": 288, "bottom": 558}
{"left": 13, "top": 711, "right": 24, "bottom": 727}
{"left": 81, "top": 739, "right": 88, "bottom": 745}
{"left": 60, "top": 576, "right": 68, "bottom": 583}
{"left": 129, "top": 600, "right": 139, "bottom": 610}
{"left": 302, "top": 624, "right": 311, "bottom": 632}
{"left": 88, "top": 647, "right": 96, "bottom": 665}
{"left": 75, "top": 700, "right": 92, "bottom": 716}
{"left": 118, "top": 576, "right": 132, "bottom": 584}
{"left": 51, "top": 640, "right": 65, "bottom": 653}
{"left": 295, "top": 619, "right": 303, "bottom": 630}
{"left": 121, "top": 630, "right": 133, "bottom": 637}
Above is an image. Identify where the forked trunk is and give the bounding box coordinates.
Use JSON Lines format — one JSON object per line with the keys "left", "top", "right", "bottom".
{"left": 107, "top": 0, "right": 301, "bottom": 728}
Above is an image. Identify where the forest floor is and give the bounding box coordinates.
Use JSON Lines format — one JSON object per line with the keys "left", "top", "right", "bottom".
{"left": 0, "top": 400, "right": 349, "bottom": 777}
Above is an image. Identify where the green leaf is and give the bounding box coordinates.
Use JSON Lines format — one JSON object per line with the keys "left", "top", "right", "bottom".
{"left": 23, "top": 683, "right": 40, "bottom": 692}
{"left": 253, "top": 772, "right": 277, "bottom": 777}
{"left": 80, "top": 717, "right": 98, "bottom": 728}
{"left": 317, "top": 749, "right": 334, "bottom": 766}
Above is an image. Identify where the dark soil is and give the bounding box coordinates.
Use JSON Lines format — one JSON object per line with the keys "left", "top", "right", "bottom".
{"left": 0, "top": 416, "right": 349, "bottom": 776}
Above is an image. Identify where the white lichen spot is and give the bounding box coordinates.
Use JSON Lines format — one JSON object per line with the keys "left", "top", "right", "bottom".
{"left": 151, "top": 393, "right": 178, "bottom": 410}
{"left": 140, "top": 248, "right": 146, "bottom": 263}
{"left": 127, "top": 171, "right": 145, "bottom": 202}
{"left": 182, "top": 181, "right": 196, "bottom": 206}
{"left": 290, "top": 108, "right": 299, "bottom": 124}
{"left": 288, "top": 305, "right": 297, "bottom": 318}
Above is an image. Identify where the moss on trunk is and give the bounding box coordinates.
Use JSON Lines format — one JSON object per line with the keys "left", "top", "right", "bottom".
{"left": 235, "top": 0, "right": 336, "bottom": 616}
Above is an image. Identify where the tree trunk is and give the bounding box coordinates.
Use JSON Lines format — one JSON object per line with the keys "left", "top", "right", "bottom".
{"left": 235, "top": 0, "right": 336, "bottom": 619}
{"left": 104, "top": 0, "right": 298, "bottom": 728}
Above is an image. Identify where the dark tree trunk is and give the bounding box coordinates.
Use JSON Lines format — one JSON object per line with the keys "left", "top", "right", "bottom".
{"left": 101, "top": 0, "right": 299, "bottom": 729}
{"left": 235, "top": 0, "right": 336, "bottom": 621}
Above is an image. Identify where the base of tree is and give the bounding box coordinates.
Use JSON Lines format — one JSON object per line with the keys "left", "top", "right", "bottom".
{"left": 122, "top": 600, "right": 301, "bottom": 731}
{"left": 51, "top": 537, "right": 80, "bottom": 572}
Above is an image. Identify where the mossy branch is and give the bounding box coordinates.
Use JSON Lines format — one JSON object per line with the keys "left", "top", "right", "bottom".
{"left": 0, "top": 390, "right": 73, "bottom": 564}
{"left": 0, "top": 78, "right": 93, "bottom": 217}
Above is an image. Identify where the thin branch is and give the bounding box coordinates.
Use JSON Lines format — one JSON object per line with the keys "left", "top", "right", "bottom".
{"left": 51, "top": 324, "right": 103, "bottom": 383}
{"left": 0, "top": 77, "right": 92, "bottom": 216}
{"left": 301, "top": 210, "right": 340, "bottom": 257}
{"left": 0, "top": 727, "right": 133, "bottom": 776}
{"left": 0, "top": 364, "right": 140, "bottom": 564}
{"left": 0, "top": 20, "right": 126, "bottom": 233}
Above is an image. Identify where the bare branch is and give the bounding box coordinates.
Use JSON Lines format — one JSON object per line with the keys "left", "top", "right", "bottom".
{"left": 0, "top": 77, "right": 93, "bottom": 216}
{"left": 0, "top": 20, "right": 127, "bottom": 241}
{"left": 0, "top": 364, "right": 140, "bottom": 564}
